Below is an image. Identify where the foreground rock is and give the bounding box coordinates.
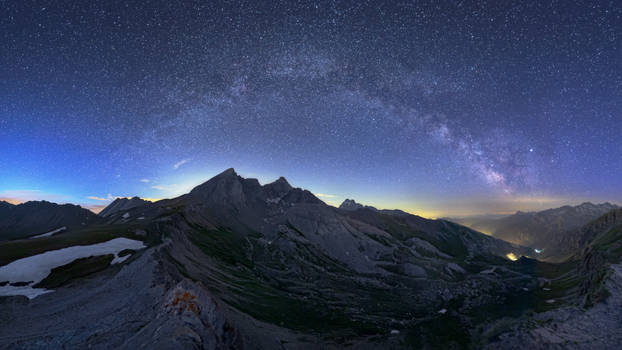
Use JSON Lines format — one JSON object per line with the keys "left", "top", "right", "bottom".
{"left": 0, "top": 244, "right": 239, "bottom": 349}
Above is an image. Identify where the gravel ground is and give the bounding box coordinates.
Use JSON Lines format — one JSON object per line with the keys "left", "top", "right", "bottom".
{"left": 488, "top": 263, "right": 622, "bottom": 350}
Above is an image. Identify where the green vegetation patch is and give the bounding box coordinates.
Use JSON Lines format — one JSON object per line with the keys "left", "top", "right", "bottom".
{"left": 507, "top": 257, "right": 577, "bottom": 279}
{"left": 34, "top": 254, "right": 114, "bottom": 288}
{"left": 590, "top": 226, "right": 622, "bottom": 263}
{"left": 188, "top": 226, "right": 256, "bottom": 268}
{"left": 0, "top": 224, "right": 147, "bottom": 266}
{"left": 184, "top": 225, "right": 385, "bottom": 336}
{"left": 583, "top": 267, "right": 613, "bottom": 308}
{"left": 118, "top": 249, "right": 135, "bottom": 257}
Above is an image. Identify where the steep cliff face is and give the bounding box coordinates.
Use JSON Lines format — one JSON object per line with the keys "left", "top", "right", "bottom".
{"left": 574, "top": 209, "right": 622, "bottom": 307}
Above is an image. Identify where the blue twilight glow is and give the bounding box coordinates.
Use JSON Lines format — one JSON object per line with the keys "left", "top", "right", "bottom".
{"left": 1, "top": 1, "right": 621, "bottom": 217}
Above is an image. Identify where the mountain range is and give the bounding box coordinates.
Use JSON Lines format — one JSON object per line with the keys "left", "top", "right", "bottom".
{"left": 447, "top": 202, "right": 619, "bottom": 261}
{"left": 98, "top": 196, "right": 150, "bottom": 217}
{"left": 0, "top": 169, "right": 621, "bottom": 349}
{"left": 0, "top": 200, "right": 97, "bottom": 241}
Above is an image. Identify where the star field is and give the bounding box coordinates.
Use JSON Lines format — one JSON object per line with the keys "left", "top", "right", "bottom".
{"left": 1, "top": 1, "right": 621, "bottom": 216}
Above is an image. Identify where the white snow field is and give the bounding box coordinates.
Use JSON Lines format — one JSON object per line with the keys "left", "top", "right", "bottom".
{"left": 0, "top": 285, "right": 53, "bottom": 299}
{"left": 0, "top": 238, "right": 146, "bottom": 299}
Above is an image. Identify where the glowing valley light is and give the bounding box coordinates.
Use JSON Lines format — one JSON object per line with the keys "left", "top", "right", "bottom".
{"left": 506, "top": 253, "right": 518, "bottom": 261}
{"left": 534, "top": 248, "right": 543, "bottom": 254}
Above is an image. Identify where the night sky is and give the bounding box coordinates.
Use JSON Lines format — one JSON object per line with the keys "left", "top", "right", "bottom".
{"left": 1, "top": 1, "right": 621, "bottom": 217}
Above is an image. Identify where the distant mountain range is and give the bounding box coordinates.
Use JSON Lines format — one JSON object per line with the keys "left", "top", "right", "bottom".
{"left": 339, "top": 198, "right": 410, "bottom": 216}
{"left": 491, "top": 206, "right": 622, "bottom": 348}
{"left": 0, "top": 200, "right": 97, "bottom": 241}
{"left": 447, "top": 202, "right": 619, "bottom": 261}
{"left": 98, "top": 196, "right": 150, "bottom": 217}
{"left": 2, "top": 169, "right": 622, "bottom": 348}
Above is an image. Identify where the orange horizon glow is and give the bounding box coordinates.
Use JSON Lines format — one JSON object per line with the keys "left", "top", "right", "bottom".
{"left": 0, "top": 196, "right": 162, "bottom": 215}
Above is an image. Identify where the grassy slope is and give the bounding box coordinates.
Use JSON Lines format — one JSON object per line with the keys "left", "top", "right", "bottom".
{"left": 34, "top": 254, "right": 115, "bottom": 288}
{"left": 0, "top": 223, "right": 150, "bottom": 266}
{"left": 185, "top": 225, "right": 383, "bottom": 336}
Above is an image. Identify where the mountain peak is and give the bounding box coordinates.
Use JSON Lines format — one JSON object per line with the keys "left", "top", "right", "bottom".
{"left": 99, "top": 197, "right": 149, "bottom": 217}
{"left": 578, "top": 202, "right": 595, "bottom": 207}
{"left": 339, "top": 199, "right": 364, "bottom": 211}
{"left": 264, "top": 176, "right": 293, "bottom": 194}
{"left": 210, "top": 168, "right": 238, "bottom": 179}
{"left": 0, "top": 201, "right": 15, "bottom": 208}
{"left": 189, "top": 168, "right": 246, "bottom": 206}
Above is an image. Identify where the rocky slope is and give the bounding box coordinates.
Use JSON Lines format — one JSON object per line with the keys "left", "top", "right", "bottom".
{"left": 483, "top": 208, "right": 622, "bottom": 349}
{"left": 0, "top": 245, "right": 240, "bottom": 349}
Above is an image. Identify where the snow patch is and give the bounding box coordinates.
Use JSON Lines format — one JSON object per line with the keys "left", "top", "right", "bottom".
{"left": 30, "top": 226, "right": 67, "bottom": 239}
{"left": 0, "top": 285, "right": 53, "bottom": 299}
{"left": 0, "top": 238, "right": 145, "bottom": 299}
{"left": 480, "top": 267, "right": 496, "bottom": 274}
{"left": 111, "top": 254, "right": 131, "bottom": 264}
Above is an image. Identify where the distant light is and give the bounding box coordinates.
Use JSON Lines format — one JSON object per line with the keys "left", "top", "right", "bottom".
{"left": 534, "top": 248, "right": 543, "bottom": 254}
{"left": 529, "top": 148, "right": 534, "bottom": 152}
{"left": 506, "top": 253, "right": 518, "bottom": 261}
